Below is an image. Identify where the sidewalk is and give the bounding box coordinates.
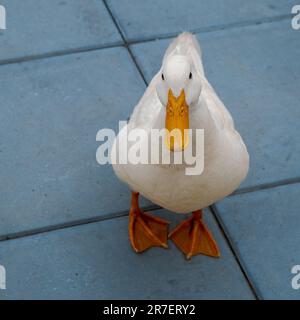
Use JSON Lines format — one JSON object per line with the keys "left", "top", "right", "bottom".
{"left": 0, "top": 0, "right": 299, "bottom": 299}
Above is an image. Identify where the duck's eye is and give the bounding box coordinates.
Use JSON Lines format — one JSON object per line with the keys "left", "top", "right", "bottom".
{"left": 162, "top": 73, "right": 165, "bottom": 81}
{"left": 189, "top": 72, "right": 192, "bottom": 79}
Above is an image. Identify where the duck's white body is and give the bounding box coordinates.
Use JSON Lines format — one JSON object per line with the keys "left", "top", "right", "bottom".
{"left": 112, "top": 33, "right": 249, "bottom": 214}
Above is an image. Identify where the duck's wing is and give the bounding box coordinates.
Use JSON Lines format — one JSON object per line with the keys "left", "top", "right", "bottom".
{"left": 202, "top": 77, "right": 235, "bottom": 131}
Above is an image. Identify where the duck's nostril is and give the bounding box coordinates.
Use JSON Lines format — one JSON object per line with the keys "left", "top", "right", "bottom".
{"left": 167, "top": 105, "right": 174, "bottom": 116}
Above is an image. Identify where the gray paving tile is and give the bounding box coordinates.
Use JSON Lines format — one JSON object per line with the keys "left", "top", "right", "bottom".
{"left": 0, "top": 47, "right": 150, "bottom": 237}
{"left": 0, "top": 0, "right": 122, "bottom": 62}
{"left": 0, "top": 209, "right": 254, "bottom": 299}
{"left": 107, "top": 0, "right": 293, "bottom": 41}
{"left": 130, "top": 19, "right": 300, "bottom": 190}
{"left": 216, "top": 183, "right": 300, "bottom": 299}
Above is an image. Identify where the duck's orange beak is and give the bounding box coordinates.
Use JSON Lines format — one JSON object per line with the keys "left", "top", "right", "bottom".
{"left": 165, "top": 89, "right": 189, "bottom": 151}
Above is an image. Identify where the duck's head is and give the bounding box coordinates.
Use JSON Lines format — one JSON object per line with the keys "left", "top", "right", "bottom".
{"left": 156, "top": 54, "right": 202, "bottom": 151}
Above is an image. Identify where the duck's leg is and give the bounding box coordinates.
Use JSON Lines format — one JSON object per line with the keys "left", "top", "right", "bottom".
{"left": 169, "top": 210, "right": 220, "bottom": 259}
{"left": 129, "top": 192, "right": 170, "bottom": 253}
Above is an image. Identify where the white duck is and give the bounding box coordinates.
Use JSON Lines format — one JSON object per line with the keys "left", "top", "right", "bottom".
{"left": 112, "top": 33, "right": 249, "bottom": 259}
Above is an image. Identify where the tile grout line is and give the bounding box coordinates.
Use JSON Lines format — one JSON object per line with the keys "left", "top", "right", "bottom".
{"left": 102, "top": 0, "right": 148, "bottom": 85}
{"left": 0, "top": 205, "right": 161, "bottom": 242}
{"left": 209, "top": 204, "right": 262, "bottom": 300}
{"left": 231, "top": 177, "right": 300, "bottom": 196}
{"left": 0, "top": 12, "right": 292, "bottom": 68}
{"left": 0, "top": 41, "right": 124, "bottom": 67}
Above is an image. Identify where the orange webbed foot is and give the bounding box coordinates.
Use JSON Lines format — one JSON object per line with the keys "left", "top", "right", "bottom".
{"left": 129, "top": 192, "right": 170, "bottom": 253}
{"left": 169, "top": 210, "right": 220, "bottom": 259}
